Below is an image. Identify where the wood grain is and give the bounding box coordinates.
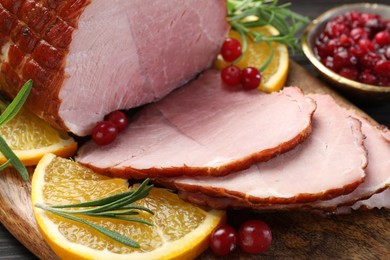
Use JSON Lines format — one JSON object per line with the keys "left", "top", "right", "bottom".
{"left": 0, "top": 61, "right": 389, "bottom": 259}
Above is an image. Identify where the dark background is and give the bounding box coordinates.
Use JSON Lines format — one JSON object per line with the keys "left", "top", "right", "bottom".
{"left": 1, "top": 0, "right": 389, "bottom": 259}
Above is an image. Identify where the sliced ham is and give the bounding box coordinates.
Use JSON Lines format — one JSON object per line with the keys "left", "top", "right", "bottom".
{"left": 178, "top": 112, "right": 390, "bottom": 212}
{"left": 0, "top": 0, "right": 228, "bottom": 136}
{"left": 306, "top": 113, "right": 390, "bottom": 211}
{"left": 76, "top": 70, "right": 316, "bottom": 178}
{"left": 156, "top": 94, "right": 367, "bottom": 205}
{"left": 351, "top": 188, "right": 390, "bottom": 210}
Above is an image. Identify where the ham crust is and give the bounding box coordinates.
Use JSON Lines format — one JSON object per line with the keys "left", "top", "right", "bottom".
{"left": 0, "top": 0, "right": 90, "bottom": 131}
{"left": 0, "top": 0, "right": 229, "bottom": 136}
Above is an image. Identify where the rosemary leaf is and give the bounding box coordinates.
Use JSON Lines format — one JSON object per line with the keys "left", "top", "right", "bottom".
{"left": 0, "top": 80, "right": 32, "bottom": 126}
{"left": 35, "top": 179, "right": 155, "bottom": 248}
{"left": 50, "top": 190, "right": 136, "bottom": 209}
{"left": 226, "top": 0, "right": 309, "bottom": 71}
{"left": 42, "top": 207, "right": 141, "bottom": 248}
{"left": 0, "top": 135, "right": 29, "bottom": 181}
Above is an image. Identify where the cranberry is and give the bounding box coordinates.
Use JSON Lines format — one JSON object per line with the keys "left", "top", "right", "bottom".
{"left": 378, "top": 76, "right": 390, "bottom": 87}
{"left": 241, "top": 67, "right": 262, "bottom": 90}
{"left": 361, "top": 52, "right": 381, "bottom": 70}
{"left": 350, "top": 27, "right": 368, "bottom": 41}
{"left": 339, "top": 66, "right": 359, "bottom": 81}
{"left": 238, "top": 220, "right": 272, "bottom": 254}
{"left": 92, "top": 121, "right": 118, "bottom": 146}
{"left": 374, "top": 31, "right": 390, "bottom": 46}
{"left": 105, "top": 110, "right": 128, "bottom": 132}
{"left": 358, "top": 38, "right": 374, "bottom": 54}
{"left": 314, "top": 11, "right": 390, "bottom": 86}
{"left": 333, "top": 48, "right": 356, "bottom": 70}
{"left": 209, "top": 225, "right": 237, "bottom": 256}
{"left": 374, "top": 60, "right": 390, "bottom": 77}
{"left": 221, "top": 38, "right": 242, "bottom": 62}
{"left": 221, "top": 65, "right": 241, "bottom": 87}
{"left": 360, "top": 70, "right": 378, "bottom": 85}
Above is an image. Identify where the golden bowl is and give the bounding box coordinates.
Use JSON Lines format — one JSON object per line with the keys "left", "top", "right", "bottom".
{"left": 302, "top": 3, "right": 390, "bottom": 103}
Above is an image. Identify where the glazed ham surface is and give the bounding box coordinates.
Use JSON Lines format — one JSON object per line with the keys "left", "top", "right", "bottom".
{"left": 156, "top": 94, "right": 368, "bottom": 206}
{"left": 76, "top": 70, "right": 316, "bottom": 178}
{"left": 0, "top": 0, "right": 228, "bottom": 136}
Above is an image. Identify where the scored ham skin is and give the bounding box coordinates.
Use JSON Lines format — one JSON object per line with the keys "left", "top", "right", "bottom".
{"left": 0, "top": 0, "right": 229, "bottom": 136}
{"left": 155, "top": 94, "right": 368, "bottom": 206}
{"left": 76, "top": 70, "right": 316, "bottom": 178}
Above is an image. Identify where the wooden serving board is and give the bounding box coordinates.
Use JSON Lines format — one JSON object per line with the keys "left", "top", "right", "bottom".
{"left": 0, "top": 62, "right": 389, "bottom": 259}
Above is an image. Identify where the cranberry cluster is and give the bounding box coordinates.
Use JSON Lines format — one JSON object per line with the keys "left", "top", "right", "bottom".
{"left": 209, "top": 220, "right": 272, "bottom": 256}
{"left": 92, "top": 110, "right": 128, "bottom": 145}
{"left": 314, "top": 11, "right": 390, "bottom": 86}
{"left": 220, "top": 38, "right": 262, "bottom": 90}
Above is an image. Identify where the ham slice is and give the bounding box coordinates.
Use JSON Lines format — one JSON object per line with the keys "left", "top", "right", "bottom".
{"left": 76, "top": 70, "right": 316, "bottom": 178}
{"left": 351, "top": 188, "right": 390, "bottom": 210}
{"left": 0, "top": 0, "right": 228, "bottom": 136}
{"left": 156, "top": 94, "right": 367, "bottom": 205}
{"left": 178, "top": 114, "right": 390, "bottom": 212}
{"left": 306, "top": 114, "right": 390, "bottom": 211}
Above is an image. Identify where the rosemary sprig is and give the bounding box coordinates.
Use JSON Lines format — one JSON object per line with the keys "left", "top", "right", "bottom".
{"left": 35, "top": 179, "right": 155, "bottom": 248}
{"left": 0, "top": 80, "right": 33, "bottom": 181}
{"left": 226, "top": 0, "right": 310, "bottom": 70}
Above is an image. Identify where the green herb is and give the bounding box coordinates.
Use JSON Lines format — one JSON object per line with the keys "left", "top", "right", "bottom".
{"left": 226, "top": 0, "right": 310, "bottom": 70}
{"left": 35, "top": 178, "right": 155, "bottom": 248}
{"left": 0, "top": 80, "right": 33, "bottom": 181}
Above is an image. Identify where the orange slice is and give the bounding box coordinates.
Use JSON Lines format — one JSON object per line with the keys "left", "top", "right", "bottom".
{"left": 32, "top": 153, "right": 225, "bottom": 259}
{"left": 0, "top": 104, "right": 76, "bottom": 166}
{"left": 215, "top": 25, "right": 289, "bottom": 93}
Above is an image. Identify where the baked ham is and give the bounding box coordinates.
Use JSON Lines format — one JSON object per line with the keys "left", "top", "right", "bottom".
{"left": 177, "top": 111, "right": 390, "bottom": 211}
{"left": 306, "top": 113, "right": 390, "bottom": 210}
{"left": 156, "top": 94, "right": 368, "bottom": 206}
{"left": 76, "top": 70, "right": 316, "bottom": 178}
{"left": 0, "top": 0, "right": 228, "bottom": 136}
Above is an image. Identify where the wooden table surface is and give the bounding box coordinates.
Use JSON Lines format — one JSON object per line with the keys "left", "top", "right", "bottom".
{"left": 1, "top": 0, "right": 390, "bottom": 259}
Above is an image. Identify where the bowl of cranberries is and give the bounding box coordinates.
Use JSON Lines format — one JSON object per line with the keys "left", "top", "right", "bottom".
{"left": 302, "top": 3, "right": 390, "bottom": 102}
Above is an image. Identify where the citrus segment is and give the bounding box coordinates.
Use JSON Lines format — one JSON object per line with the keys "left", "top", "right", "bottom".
{"left": 32, "top": 154, "right": 225, "bottom": 259}
{"left": 215, "top": 26, "right": 289, "bottom": 93}
{"left": 0, "top": 105, "right": 77, "bottom": 166}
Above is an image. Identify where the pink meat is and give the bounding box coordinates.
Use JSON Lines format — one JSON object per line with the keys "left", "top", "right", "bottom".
{"left": 76, "top": 70, "right": 316, "bottom": 178}
{"left": 306, "top": 112, "right": 390, "bottom": 210}
{"left": 177, "top": 98, "right": 390, "bottom": 211}
{"left": 157, "top": 94, "right": 367, "bottom": 205}
{"left": 0, "top": 0, "right": 228, "bottom": 136}
{"left": 351, "top": 188, "right": 390, "bottom": 210}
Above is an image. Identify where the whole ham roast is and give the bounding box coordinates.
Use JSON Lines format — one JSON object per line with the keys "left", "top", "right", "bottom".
{"left": 0, "top": 0, "right": 229, "bottom": 136}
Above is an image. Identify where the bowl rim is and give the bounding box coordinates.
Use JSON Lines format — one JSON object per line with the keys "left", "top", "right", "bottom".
{"left": 301, "top": 2, "right": 390, "bottom": 93}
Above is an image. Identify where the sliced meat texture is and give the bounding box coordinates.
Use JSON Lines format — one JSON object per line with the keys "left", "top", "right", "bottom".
{"left": 0, "top": 0, "right": 229, "bottom": 136}
{"left": 306, "top": 113, "right": 390, "bottom": 210}
{"left": 156, "top": 94, "right": 367, "bottom": 205}
{"left": 351, "top": 188, "right": 390, "bottom": 210}
{"left": 76, "top": 70, "right": 316, "bottom": 178}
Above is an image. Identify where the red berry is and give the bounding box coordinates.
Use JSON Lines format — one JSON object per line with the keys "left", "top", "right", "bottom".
{"left": 360, "top": 70, "right": 378, "bottom": 85}
{"left": 374, "top": 60, "right": 390, "bottom": 77}
{"left": 92, "top": 121, "right": 118, "bottom": 146}
{"left": 209, "top": 225, "right": 237, "bottom": 256}
{"left": 374, "top": 31, "right": 390, "bottom": 46}
{"left": 105, "top": 110, "right": 128, "bottom": 132}
{"left": 238, "top": 220, "right": 272, "bottom": 254}
{"left": 221, "top": 38, "right": 242, "bottom": 62}
{"left": 221, "top": 65, "right": 241, "bottom": 87}
{"left": 339, "top": 66, "right": 359, "bottom": 81}
{"left": 241, "top": 67, "right": 262, "bottom": 90}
